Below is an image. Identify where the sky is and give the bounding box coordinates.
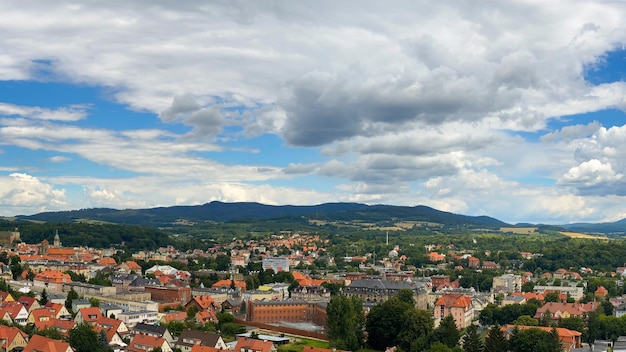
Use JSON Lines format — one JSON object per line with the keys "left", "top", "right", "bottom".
{"left": 1, "top": 1, "right": 626, "bottom": 224}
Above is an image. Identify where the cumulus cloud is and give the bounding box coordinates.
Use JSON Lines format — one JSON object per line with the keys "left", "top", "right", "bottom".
{"left": 1, "top": 1, "right": 626, "bottom": 222}
{"left": 0, "top": 173, "right": 66, "bottom": 214}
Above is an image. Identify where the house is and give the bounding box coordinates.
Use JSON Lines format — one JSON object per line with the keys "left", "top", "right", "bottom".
{"left": 233, "top": 337, "right": 276, "bottom": 352}
{"left": 117, "top": 310, "right": 159, "bottom": 328}
{"left": 24, "top": 334, "right": 73, "bottom": 352}
{"left": 98, "top": 257, "right": 117, "bottom": 267}
{"left": 117, "top": 261, "right": 143, "bottom": 274}
{"left": 186, "top": 296, "right": 219, "bottom": 312}
{"left": 534, "top": 302, "right": 597, "bottom": 321}
{"left": 33, "top": 270, "right": 72, "bottom": 292}
{"left": 128, "top": 333, "right": 172, "bottom": 352}
{"left": 427, "top": 252, "right": 446, "bottom": 262}
{"left": 433, "top": 293, "right": 473, "bottom": 329}
{"left": 17, "top": 296, "right": 40, "bottom": 313}
{"left": 501, "top": 325, "right": 581, "bottom": 352}
{"left": 596, "top": 286, "right": 609, "bottom": 298}
{"left": 43, "top": 302, "right": 71, "bottom": 320}
{"left": 175, "top": 330, "right": 227, "bottom": 352}
{"left": 221, "top": 299, "right": 243, "bottom": 315}
{"left": 75, "top": 306, "right": 103, "bottom": 324}
{"left": 93, "top": 325, "right": 127, "bottom": 350}
{"left": 196, "top": 310, "right": 218, "bottom": 324}
{"left": 161, "top": 311, "right": 187, "bottom": 324}
{"left": 132, "top": 322, "right": 174, "bottom": 345}
{"left": 34, "top": 317, "right": 76, "bottom": 337}
{"left": 0, "top": 301, "right": 29, "bottom": 325}
{"left": 0, "top": 325, "right": 29, "bottom": 351}
{"left": 211, "top": 280, "right": 246, "bottom": 290}
{"left": 0, "top": 291, "right": 14, "bottom": 303}
{"left": 94, "top": 316, "right": 130, "bottom": 336}
{"left": 28, "top": 308, "right": 55, "bottom": 325}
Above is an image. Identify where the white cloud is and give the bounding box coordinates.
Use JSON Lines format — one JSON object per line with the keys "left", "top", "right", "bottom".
{"left": 0, "top": 173, "right": 66, "bottom": 215}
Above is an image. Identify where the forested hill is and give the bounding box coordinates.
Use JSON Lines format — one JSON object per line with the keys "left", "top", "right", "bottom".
{"left": 11, "top": 201, "right": 508, "bottom": 228}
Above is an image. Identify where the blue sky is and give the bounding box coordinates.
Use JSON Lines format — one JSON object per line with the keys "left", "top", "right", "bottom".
{"left": 2, "top": 1, "right": 626, "bottom": 224}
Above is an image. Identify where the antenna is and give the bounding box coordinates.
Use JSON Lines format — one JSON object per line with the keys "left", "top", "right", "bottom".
{"left": 386, "top": 231, "right": 389, "bottom": 246}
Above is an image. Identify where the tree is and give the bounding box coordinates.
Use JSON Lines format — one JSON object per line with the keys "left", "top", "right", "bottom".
{"left": 462, "top": 325, "right": 484, "bottom": 352}
{"left": 513, "top": 315, "right": 538, "bottom": 326}
{"left": 187, "top": 305, "right": 199, "bottom": 320}
{"left": 9, "top": 256, "right": 22, "bottom": 280}
{"left": 484, "top": 324, "right": 507, "bottom": 352}
{"left": 396, "top": 308, "right": 433, "bottom": 352}
{"left": 69, "top": 323, "right": 100, "bottom": 352}
{"left": 432, "top": 315, "right": 459, "bottom": 348}
{"left": 544, "top": 292, "right": 560, "bottom": 302}
{"left": 508, "top": 327, "right": 562, "bottom": 352}
{"left": 326, "top": 294, "right": 363, "bottom": 351}
{"left": 365, "top": 296, "right": 414, "bottom": 350}
{"left": 38, "top": 289, "right": 48, "bottom": 306}
{"left": 65, "top": 287, "right": 79, "bottom": 311}
{"left": 89, "top": 297, "right": 100, "bottom": 307}
{"left": 521, "top": 281, "right": 535, "bottom": 293}
{"left": 395, "top": 288, "right": 416, "bottom": 306}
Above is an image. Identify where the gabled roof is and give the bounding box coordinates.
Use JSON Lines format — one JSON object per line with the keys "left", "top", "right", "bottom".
{"left": 44, "top": 302, "right": 66, "bottom": 316}
{"left": 133, "top": 322, "right": 167, "bottom": 336}
{"left": 434, "top": 293, "right": 472, "bottom": 309}
{"left": 18, "top": 295, "right": 37, "bottom": 309}
{"left": 0, "top": 325, "right": 28, "bottom": 348}
{"left": 24, "top": 334, "right": 73, "bottom": 352}
{"left": 30, "top": 308, "right": 55, "bottom": 322}
{"left": 196, "top": 310, "right": 217, "bottom": 323}
{"left": 35, "top": 318, "right": 76, "bottom": 336}
{"left": 176, "top": 329, "right": 221, "bottom": 348}
{"left": 234, "top": 337, "right": 274, "bottom": 352}
{"left": 94, "top": 316, "right": 124, "bottom": 332}
{"left": 0, "top": 301, "right": 27, "bottom": 319}
{"left": 188, "top": 296, "right": 217, "bottom": 310}
{"left": 128, "top": 333, "right": 166, "bottom": 352}
{"left": 76, "top": 307, "right": 102, "bottom": 322}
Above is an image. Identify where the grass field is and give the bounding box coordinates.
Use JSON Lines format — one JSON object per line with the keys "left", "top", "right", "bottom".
{"left": 500, "top": 227, "right": 537, "bottom": 234}
{"left": 277, "top": 338, "right": 329, "bottom": 352}
{"left": 560, "top": 231, "right": 608, "bottom": 240}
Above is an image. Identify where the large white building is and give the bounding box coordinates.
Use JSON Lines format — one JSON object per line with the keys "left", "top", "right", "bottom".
{"left": 262, "top": 256, "right": 290, "bottom": 272}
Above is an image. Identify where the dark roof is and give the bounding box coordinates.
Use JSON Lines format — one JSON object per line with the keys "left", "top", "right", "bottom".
{"left": 175, "top": 329, "right": 221, "bottom": 348}
{"left": 129, "top": 277, "right": 161, "bottom": 287}
{"left": 133, "top": 322, "right": 167, "bottom": 336}
{"left": 346, "top": 279, "right": 414, "bottom": 290}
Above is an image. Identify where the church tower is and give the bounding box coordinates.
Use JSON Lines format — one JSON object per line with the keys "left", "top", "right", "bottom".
{"left": 53, "top": 230, "right": 61, "bottom": 248}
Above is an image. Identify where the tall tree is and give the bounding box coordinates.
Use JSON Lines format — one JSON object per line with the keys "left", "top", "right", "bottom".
{"left": 326, "top": 294, "right": 363, "bottom": 351}
{"left": 69, "top": 323, "right": 100, "bottom": 352}
{"left": 396, "top": 308, "right": 433, "bottom": 352}
{"left": 365, "top": 297, "right": 413, "bottom": 350}
{"left": 432, "top": 315, "right": 459, "bottom": 348}
{"left": 462, "top": 325, "right": 484, "bottom": 352}
{"left": 38, "top": 288, "right": 48, "bottom": 305}
{"left": 484, "top": 324, "right": 507, "bottom": 352}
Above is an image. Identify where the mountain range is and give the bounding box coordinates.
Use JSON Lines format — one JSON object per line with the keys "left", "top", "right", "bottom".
{"left": 5, "top": 201, "right": 626, "bottom": 235}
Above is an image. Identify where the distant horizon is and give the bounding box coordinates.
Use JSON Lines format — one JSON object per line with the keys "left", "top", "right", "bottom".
{"left": 3, "top": 200, "right": 619, "bottom": 227}
{"left": 2, "top": 2, "right": 626, "bottom": 224}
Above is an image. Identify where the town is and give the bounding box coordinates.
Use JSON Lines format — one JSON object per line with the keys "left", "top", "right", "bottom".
{"left": 0, "top": 226, "right": 623, "bottom": 352}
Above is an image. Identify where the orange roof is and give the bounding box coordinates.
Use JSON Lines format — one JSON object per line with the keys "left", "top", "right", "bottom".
{"left": 211, "top": 279, "right": 246, "bottom": 290}
{"left": 196, "top": 310, "right": 218, "bottom": 323}
{"left": 163, "top": 311, "right": 187, "bottom": 323}
{"left": 0, "top": 325, "right": 28, "bottom": 349}
{"left": 435, "top": 293, "right": 472, "bottom": 309}
{"left": 34, "top": 270, "right": 72, "bottom": 284}
{"left": 190, "top": 346, "right": 222, "bottom": 352}
{"left": 24, "top": 334, "right": 72, "bottom": 352}
{"left": 502, "top": 324, "right": 581, "bottom": 347}
{"left": 511, "top": 292, "right": 545, "bottom": 301}
{"left": 77, "top": 307, "right": 102, "bottom": 322}
{"left": 234, "top": 337, "right": 274, "bottom": 352}
{"left": 47, "top": 248, "right": 75, "bottom": 256}
{"left": 30, "top": 308, "right": 54, "bottom": 322}
{"left": 596, "top": 286, "right": 608, "bottom": 293}
{"left": 190, "top": 296, "right": 217, "bottom": 310}
{"left": 98, "top": 257, "right": 117, "bottom": 266}
{"left": 34, "top": 318, "right": 76, "bottom": 336}
{"left": 128, "top": 333, "right": 166, "bottom": 352}
{"left": 43, "top": 302, "right": 65, "bottom": 316}
{"left": 124, "top": 261, "right": 142, "bottom": 270}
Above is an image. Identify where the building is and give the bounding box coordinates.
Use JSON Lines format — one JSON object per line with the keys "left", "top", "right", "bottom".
{"left": 534, "top": 286, "right": 584, "bottom": 301}
{"left": 492, "top": 274, "right": 522, "bottom": 293}
{"left": 24, "top": 334, "right": 73, "bottom": 352}
{"left": 247, "top": 299, "right": 310, "bottom": 324}
{"left": 128, "top": 333, "right": 172, "bottom": 352}
{"left": 433, "top": 293, "right": 473, "bottom": 329}
{"left": 117, "top": 310, "right": 159, "bottom": 328}
{"left": 145, "top": 286, "right": 191, "bottom": 304}
{"left": 501, "top": 325, "right": 581, "bottom": 352}
{"left": 233, "top": 337, "right": 277, "bottom": 352}
{"left": 344, "top": 279, "right": 428, "bottom": 309}
{"left": 0, "top": 325, "right": 28, "bottom": 351}
{"left": 174, "top": 330, "right": 227, "bottom": 352}
{"left": 262, "top": 257, "right": 290, "bottom": 272}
